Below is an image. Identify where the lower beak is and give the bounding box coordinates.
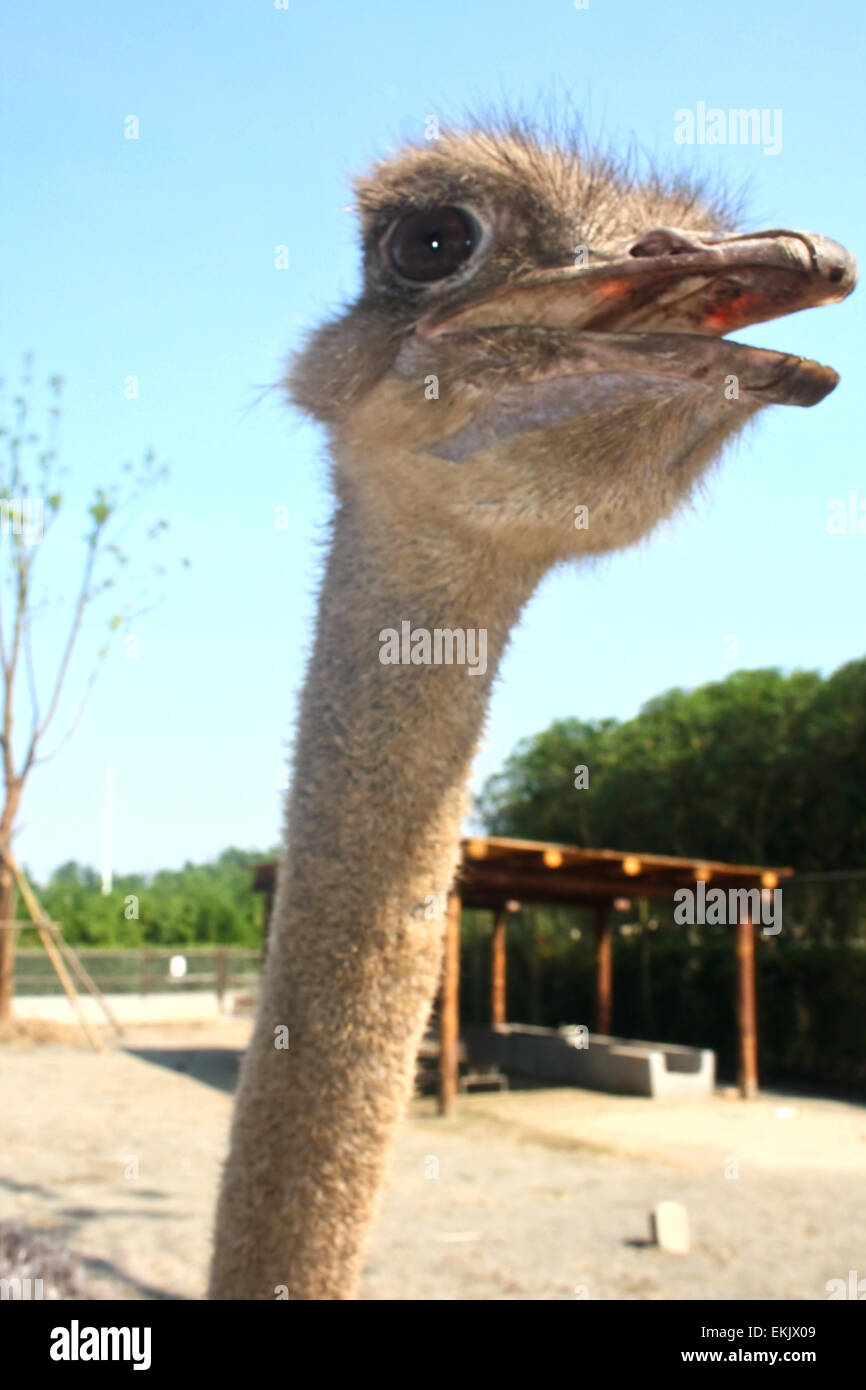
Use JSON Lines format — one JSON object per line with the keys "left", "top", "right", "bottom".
{"left": 418, "top": 229, "right": 858, "bottom": 408}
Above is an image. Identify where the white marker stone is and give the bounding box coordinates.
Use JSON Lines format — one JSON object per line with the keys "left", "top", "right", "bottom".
{"left": 651, "top": 1201, "right": 690, "bottom": 1254}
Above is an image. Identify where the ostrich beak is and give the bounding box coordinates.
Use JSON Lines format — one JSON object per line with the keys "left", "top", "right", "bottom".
{"left": 414, "top": 229, "right": 858, "bottom": 410}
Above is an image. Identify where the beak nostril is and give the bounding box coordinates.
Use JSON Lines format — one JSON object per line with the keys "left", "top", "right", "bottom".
{"left": 630, "top": 228, "right": 702, "bottom": 259}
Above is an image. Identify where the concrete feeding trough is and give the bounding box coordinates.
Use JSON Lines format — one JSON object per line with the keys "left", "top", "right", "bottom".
{"left": 463, "top": 1024, "right": 715, "bottom": 1099}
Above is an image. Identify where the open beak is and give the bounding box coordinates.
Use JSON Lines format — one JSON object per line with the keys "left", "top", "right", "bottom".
{"left": 416, "top": 229, "right": 858, "bottom": 409}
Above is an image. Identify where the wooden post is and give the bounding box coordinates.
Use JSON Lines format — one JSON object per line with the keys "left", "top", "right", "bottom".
{"left": 261, "top": 887, "right": 275, "bottom": 964}
{"left": 594, "top": 900, "right": 612, "bottom": 1035}
{"left": 45, "top": 922, "right": 124, "bottom": 1038}
{"left": 35, "top": 923, "right": 104, "bottom": 1052}
{"left": 1, "top": 856, "right": 116, "bottom": 1049}
{"left": 736, "top": 911, "right": 758, "bottom": 1099}
{"left": 529, "top": 911, "right": 542, "bottom": 1024}
{"left": 490, "top": 906, "right": 506, "bottom": 1027}
{"left": 438, "top": 890, "right": 461, "bottom": 1116}
{"left": 215, "top": 947, "right": 229, "bottom": 1007}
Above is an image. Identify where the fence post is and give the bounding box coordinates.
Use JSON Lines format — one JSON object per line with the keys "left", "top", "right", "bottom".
{"left": 215, "top": 947, "right": 228, "bottom": 1009}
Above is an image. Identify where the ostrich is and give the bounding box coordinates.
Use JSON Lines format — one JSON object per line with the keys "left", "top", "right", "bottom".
{"left": 208, "top": 118, "right": 856, "bottom": 1300}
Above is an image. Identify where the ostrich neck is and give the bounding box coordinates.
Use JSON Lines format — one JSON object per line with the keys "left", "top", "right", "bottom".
{"left": 209, "top": 489, "right": 542, "bottom": 1300}
{"left": 289, "top": 494, "right": 526, "bottom": 901}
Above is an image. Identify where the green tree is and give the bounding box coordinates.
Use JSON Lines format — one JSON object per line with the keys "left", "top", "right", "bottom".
{"left": 477, "top": 661, "right": 866, "bottom": 940}
{"left": 38, "top": 847, "right": 271, "bottom": 948}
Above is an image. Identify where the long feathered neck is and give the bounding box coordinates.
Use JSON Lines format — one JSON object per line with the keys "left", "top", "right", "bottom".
{"left": 209, "top": 486, "right": 541, "bottom": 1299}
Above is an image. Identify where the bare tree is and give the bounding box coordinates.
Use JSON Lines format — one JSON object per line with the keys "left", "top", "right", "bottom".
{"left": 0, "top": 357, "right": 180, "bottom": 1019}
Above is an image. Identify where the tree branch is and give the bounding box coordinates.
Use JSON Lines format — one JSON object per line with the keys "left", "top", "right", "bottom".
{"left": 34, "top": 534, "right": 99, "bottom": 749}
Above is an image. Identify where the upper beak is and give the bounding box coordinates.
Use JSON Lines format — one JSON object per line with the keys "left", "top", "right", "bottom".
{"left": 423, "top": 229, "right": 857, "bottom": 337}
{"left": 415, "top": 228, "right": 858, "bottom": 408}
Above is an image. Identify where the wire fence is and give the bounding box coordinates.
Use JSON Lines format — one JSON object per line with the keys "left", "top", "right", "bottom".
{"left": 13, "top": 946, "right": 261, "bottom": 1002}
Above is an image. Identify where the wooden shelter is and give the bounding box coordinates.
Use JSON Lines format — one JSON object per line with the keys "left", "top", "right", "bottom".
{"left": 253, "top": 835, "right": 792, "bottom": 1113}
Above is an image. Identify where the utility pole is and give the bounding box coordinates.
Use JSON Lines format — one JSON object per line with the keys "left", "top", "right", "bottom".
{"left": 101, "top": 761, "right": 115, "bottom": 896}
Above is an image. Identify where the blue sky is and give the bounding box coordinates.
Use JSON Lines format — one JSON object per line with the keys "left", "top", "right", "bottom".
{"left": 2, "top": 0, "right": 863, "bottom": 879}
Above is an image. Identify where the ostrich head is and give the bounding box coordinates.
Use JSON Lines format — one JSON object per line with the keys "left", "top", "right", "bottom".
{"left": 289, "top": 121, "right": 856, "bottom": 565}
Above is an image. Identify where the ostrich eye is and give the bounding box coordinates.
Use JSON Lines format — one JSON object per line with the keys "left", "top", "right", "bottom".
{"left": 385, "top": 206, "right": 481, "bottom": 283}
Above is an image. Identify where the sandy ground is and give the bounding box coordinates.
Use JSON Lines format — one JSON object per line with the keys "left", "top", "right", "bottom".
{"left": 1, "top": 1019, "right": 864, "bottom": 1301}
